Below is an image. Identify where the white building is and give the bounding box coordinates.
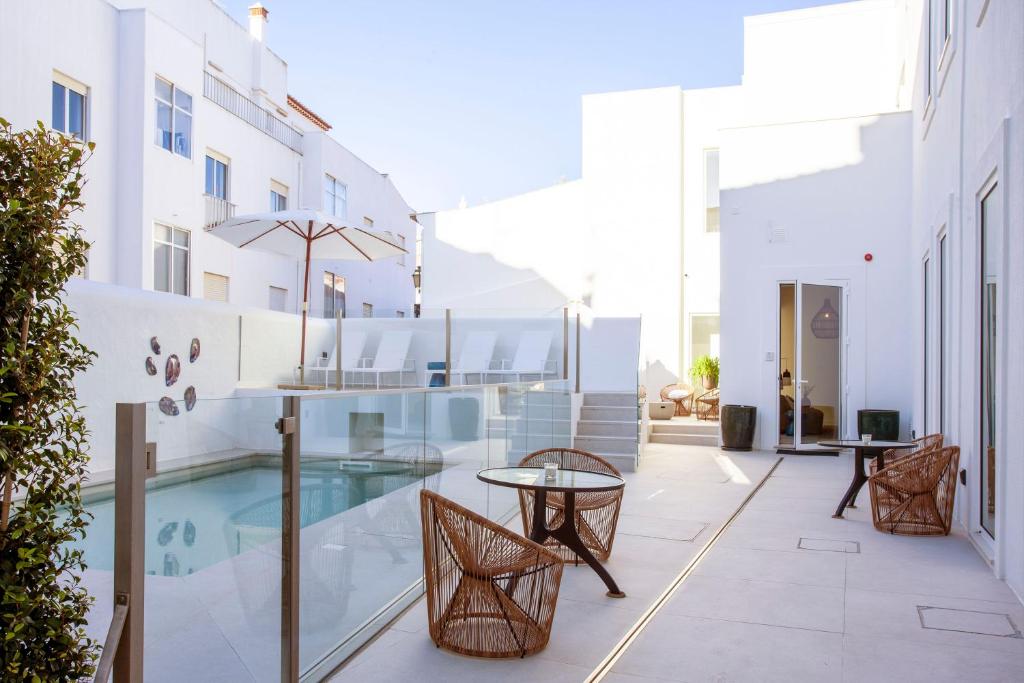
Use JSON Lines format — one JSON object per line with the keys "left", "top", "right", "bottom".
{"left": 0, "top": 0, "right": 416, "bottom": 320}
{"left": 419, "top": 85, "right": 739, "bottom": 392}
{"left": 720, "top": 0, "right": 1023, "bottom": 601}
{"left": 419, "top": 0, "right": 1023, "bottom": 600}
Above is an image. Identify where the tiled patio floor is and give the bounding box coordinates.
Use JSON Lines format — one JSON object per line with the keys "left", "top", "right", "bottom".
{"left": 330, "top": 443, "right": 1024, "bottom": 682}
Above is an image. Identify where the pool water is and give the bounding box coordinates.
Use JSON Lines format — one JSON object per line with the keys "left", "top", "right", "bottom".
{"left": 73, "top": 457, "right": 425, "bottom": 576}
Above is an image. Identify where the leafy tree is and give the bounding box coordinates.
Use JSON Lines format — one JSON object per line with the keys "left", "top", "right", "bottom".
{"left": 0, "top": 119, "right": 98, "bottom": 681}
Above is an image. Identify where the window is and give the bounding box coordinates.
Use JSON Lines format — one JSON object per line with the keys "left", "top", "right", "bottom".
{"left": 203, "top": 272, "right": 229, "bottom": 303}
{"left": 704, "top": 149, "right": 720, "bottom": 233}
{"left": 322, "top": 272, "right": 346, "bottom": 319}
{"left": 939, "top": 233, "right": 947, "bottom": 432}
{"left": 270, "top": 180, "right": 288, "bottom": 211}
{"left": 980, "top": 181, "right": 1000, "bottom": 538}
{"left": 396, "top": 310, "right": 405, "bottom": 318}
{"left": 323, "top": 174, "right": 347, "bottom": 218}
{"left": 690, "top": 314, "right": 720, "bottom": 368}
{"left": 398, "top": 234, "right": 406, "bottom": 266}
{"left": 154, "top": 224, "right": 190, "bottom": 296}
{"left": 362, "top": 302, "right": 373, "bottom": 318}
{"left": 155, "top": 77, "right": 192, "bottom": 158}
{"left": 52, "top": 75, "right": 87, "bottom": 140}
{"left": 925, "top": 1, "right": 932, "bottom": 99}
{"left": 363, "top": 216, "right": 374, "bottom": 227}
{"left": 923, "top": 257, "right": 930, "bottom": 435}
{"left": 269, "top": 286, "right": 288, "bottom": 312}
{"left": 204, "top": 153, "right": 229, "bottom": 199}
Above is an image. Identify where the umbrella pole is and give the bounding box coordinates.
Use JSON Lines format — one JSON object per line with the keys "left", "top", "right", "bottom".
{"left": 299, "top": 236, "right": 312, "bottom": 385}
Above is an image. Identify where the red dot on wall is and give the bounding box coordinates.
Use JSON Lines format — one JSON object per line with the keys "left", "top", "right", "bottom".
{"left": 864, "top": 253, "right": 873, "bottom": 262}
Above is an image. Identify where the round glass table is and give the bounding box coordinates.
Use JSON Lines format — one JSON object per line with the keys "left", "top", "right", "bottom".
{"left": 818, "top": 439, "right": 916, "bottom": 518}
{"left": 477, "top": 466, "right": 626, "bottom": 597}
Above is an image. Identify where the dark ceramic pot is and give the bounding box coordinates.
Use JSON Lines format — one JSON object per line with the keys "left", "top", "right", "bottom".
{"left": 721, "top": 405, "right": 756, "bottom": 451}
{"left": 857, "top": 409, "right": 900, "bottom": 440}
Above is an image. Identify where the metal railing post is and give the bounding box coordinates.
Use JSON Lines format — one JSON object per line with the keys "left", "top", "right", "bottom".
{"left": 563, "top": 307, "right": 569, "bottom": 381}
{"left": 575, "top": 313, "right": 581, "bottom": 394}
{"left": 112, "top": 403, "right": 146, "bottom": 682}
{"left": 444, "top": 309, "right": 452, "bottom": 387}
{"left": 278, "top": 397, "right": 301, "bottom": 683}
{"left": 335, "top": 312, "right": 343, "bottom": 390}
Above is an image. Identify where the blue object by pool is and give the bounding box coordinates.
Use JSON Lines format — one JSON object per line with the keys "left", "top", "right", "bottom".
{"left": 427, "top": 360, "right": 447, "bottom": 387}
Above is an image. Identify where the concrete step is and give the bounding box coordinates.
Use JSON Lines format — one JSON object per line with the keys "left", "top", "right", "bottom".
{"left": 487, "top": 416, "right": 571, "bottom": 434}
{"left": 583, "top": 392, "right": 636, "bottom": 408}
{"left": 581, "top": 406, "right": 637, "bottom": 421}
{"left": 650, "top": 422, "right": 718, "bottom": 436}
{"left": 510, "top": 434, "right": 573, "bottom": 452}
{"left": 592, "top": 451, "right": 637, "bottom": 473}
{"left": 576, "top": 420, "right": 637, "bottom": 438}
{"left": 503, "top": 406, "right": 572, "bottom": 420}
{"left": 649, "top": 433, "right": 718, "bottom": 447}
{"left": 574, "top": 434, "right": 637, "bottom": 455}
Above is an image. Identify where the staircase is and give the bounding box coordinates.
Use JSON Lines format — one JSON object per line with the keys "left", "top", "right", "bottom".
{"left": 649, "top": 420, "right": 719, "bottom": 447}
{"left": 574, "top": 392, "right": 639, "bottom": 473}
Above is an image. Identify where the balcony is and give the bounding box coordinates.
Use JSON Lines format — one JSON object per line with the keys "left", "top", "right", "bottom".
{"left": 204, "top": 193, "right": 236, "bottom": 230}
{"left": 204, "top": 71, "right": 304, "bottom": 153}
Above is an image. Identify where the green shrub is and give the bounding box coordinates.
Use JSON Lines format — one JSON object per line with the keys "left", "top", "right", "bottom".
{"left": 0, "top": 119, "right": 98, "bottom": 681}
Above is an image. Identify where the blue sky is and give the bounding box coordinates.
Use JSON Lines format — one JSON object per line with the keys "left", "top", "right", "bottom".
{"left": 221, "top": 0, "right": 846, "bottom": 212}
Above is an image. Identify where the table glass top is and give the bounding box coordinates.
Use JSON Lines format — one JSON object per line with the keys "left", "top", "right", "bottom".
{"left": 477, "top": 467, "right": 624, "bottom": 491}
{"left": 817, "top": 439, "right": 915, "bottom": 448}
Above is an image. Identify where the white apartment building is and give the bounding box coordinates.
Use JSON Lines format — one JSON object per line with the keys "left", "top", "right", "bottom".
{"left": 0, "top": 0, "right": 416, "bottom": 320}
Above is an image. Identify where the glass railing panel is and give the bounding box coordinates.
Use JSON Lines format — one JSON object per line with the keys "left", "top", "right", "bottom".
{"left": 448, "top": 308, "right": 568, "bottom": 387}
{"left": 141, "top": 395, "right": 285, "bottom": 682}
{"left": 296, "top": 389, "right": 428, "bottom": 676}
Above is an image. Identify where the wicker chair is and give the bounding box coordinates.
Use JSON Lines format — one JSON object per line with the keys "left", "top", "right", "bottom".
{"left": 517, "top": 448, "right": 624, "bottom": 563}
{"left": 868, "top": 445, "right": 960, "bottom": 536}
{"left": 695, "top": 389, "right": 720, "bottom": 421}
{"left": 660, "top": 383, "right": 694, "bottom": 416}
{"left": 420, "top": 489, "right": 563, "bottom": 658}
{"left": 869, "top": 433, "right": 944, "bottom": 475}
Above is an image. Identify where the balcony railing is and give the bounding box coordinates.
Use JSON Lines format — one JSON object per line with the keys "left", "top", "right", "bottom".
{"left": 203, "top": 71, "right": 304, "bottom": 153}
{"left": 204, "top": 194, "right": 236, "bottom": 230}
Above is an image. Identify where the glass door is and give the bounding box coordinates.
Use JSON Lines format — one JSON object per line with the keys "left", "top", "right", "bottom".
{"left": 794, "top": 282, "right": 844, "bottom": 447}
{"left": 980, "top": 182, "right": 1000, "bottom": 538}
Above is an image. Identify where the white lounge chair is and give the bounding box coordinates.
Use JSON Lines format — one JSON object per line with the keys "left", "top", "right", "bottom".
{"left": 357, "top": 330, "right": 415, "bottom": 389}
{"left": 309, "top": 331, "right": 368, "bottom": 389}
{"left": 486, "top": 331, "right": 556, "bottom": 383}
{"left": 448, "top": 331, "right": 498, "bottom": 386}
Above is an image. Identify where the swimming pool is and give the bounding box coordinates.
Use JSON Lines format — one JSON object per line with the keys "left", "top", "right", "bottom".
{"left": 73, "top": 455, "right": 431, "bottom": 576}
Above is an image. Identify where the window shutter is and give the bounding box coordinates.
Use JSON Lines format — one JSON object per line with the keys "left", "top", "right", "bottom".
{"left": 203, "top": 272, "right": 229, "bottom": 302}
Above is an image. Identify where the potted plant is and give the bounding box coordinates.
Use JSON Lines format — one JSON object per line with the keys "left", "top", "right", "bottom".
{"left": 0, "top": 120, "right": 99, "bottom": 679}
{"left": 690, "top": 355, "right": 720, "bottom": 390}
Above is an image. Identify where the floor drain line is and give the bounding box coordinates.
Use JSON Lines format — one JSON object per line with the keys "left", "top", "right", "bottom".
{"left": 584, "top": 456, "right": 784, "bottom": 683}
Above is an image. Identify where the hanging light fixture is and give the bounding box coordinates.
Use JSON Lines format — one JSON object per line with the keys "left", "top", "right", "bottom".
{"left": 811, "top": 298, "right": 840, "bottom": 339}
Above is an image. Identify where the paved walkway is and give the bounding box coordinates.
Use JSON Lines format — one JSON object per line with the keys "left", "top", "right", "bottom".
{"left": 331, "top": 443, "right": 1024, "bottom": 682}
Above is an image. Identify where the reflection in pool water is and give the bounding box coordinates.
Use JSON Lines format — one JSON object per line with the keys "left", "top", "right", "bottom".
{"left": 71, "top": 455, "right": 432, "bottom": 576}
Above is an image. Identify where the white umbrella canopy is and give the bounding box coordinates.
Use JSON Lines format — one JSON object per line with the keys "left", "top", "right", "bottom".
{"left": 208, "top": 208, "right": 407, "bottom": 384}
{"left": 208, "top": 208, "right": 405, "bottom": 261}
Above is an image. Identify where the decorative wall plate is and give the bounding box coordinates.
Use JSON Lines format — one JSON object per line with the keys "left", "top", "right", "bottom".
{"left": 184, "top": 386, "right": 196, "bottom": 411}
{"left": 145, "top": 357, "right": 157, "bottom": 375}
{"left": 189, "top": 338, "right": 201, "bottom": 363}
{"left": 158, "top": 396, "right": 179, "bottom": 416}
{"left": 165, "top": 354, "right": 180, "bottom": 387}
{"left": 150, "top": 337, "right": 161, "bottom": 355}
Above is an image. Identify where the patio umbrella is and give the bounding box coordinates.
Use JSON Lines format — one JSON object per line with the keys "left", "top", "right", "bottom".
{"left": 208, "top": 209, "right": 406, "bottom": 384}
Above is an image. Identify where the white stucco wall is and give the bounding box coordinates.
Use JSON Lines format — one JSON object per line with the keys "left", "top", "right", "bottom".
{"left": 908, "top": 0, "right": 1024, "bottom": 599}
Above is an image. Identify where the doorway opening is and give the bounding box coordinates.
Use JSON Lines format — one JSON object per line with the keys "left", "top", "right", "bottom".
{"left": 777, "top": 281, "right": 844, "bottom": 449}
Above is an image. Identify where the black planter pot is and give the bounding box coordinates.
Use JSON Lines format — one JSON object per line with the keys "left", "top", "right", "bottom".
{"left": 721, "top": 405, "right": 757, "bottom": 451}
{"left": 857, "top": 409, "right": 900, "bottom": 441}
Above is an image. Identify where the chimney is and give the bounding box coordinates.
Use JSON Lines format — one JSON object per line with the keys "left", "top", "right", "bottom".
{"left": 248, "top": 3, "right": 268, "bottom": 41}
